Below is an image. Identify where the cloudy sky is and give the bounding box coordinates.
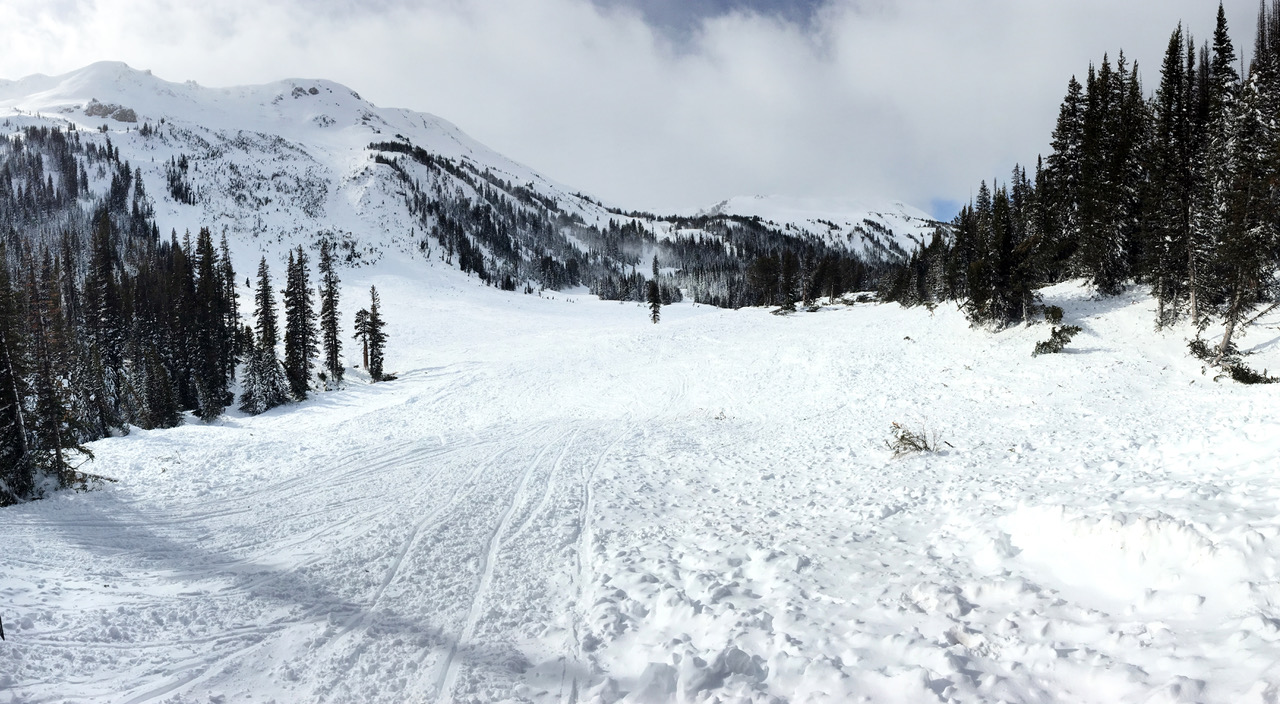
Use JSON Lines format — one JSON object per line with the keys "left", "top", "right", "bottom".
{"left": 0, "top": 0, "right": 1262, "bottom": 218}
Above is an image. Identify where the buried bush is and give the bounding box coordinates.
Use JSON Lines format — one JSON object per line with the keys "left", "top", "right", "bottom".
{"left": 886, "top": 422, "right": 946, "bottom": 458}
{"left": 1227, "top": 364, "right": 1278, "bottom": 385}
{"left": 1033, "top": 306, "right": 1082, "bottom": 357}
{"left": 1188, "top": 338, "right": 1277, "bottom": 385}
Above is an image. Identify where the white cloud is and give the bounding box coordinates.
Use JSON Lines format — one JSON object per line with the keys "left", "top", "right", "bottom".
{"left": 0, "top": 0, "right": 1262, "bottom": 217}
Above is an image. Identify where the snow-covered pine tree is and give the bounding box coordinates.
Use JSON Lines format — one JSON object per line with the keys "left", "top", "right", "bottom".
{"left": 1211, "top": 6, "right": 1279, "bottom": 362}
{"left": 240, "top": 259, "right": 290, "bottom": 415}
{"left": 1044, "top": 76, "right": 1086, "bottom": 275}
{"left": 25, "top": 253, "right": 92, "bottom": 489}
{"left": 283, "top": 246, "right": 318, "bottom": 400}
{"left": 194, "top": 227, "right": 228, "bottom": 421}
{"left": 647, "top": 256, "right": 662, "bottom": 324}
{"left": 779, "top": 251, "right": 799, "bottom": 312}
{"left": 1145, "top": 25, "right": 1197, "bottom": 326}
{"left": 367, "top": 286, "right": 388, "bottom": 382}
{"left": 0, "top": 249, "right": 33, "bottom": 505}
{"left": 1189, "top": 5, "right": 1242, "bottom": 327}
{"left": 318, "top": 241, "right": 343, "bottom": 387}
{"left": 352, "top": 308, "right": 370, "bottom": 369}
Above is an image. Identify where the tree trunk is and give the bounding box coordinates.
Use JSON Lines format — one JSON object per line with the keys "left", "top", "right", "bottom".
{"left": 1214, "top": 275, "right": 1243, "bottom": 365}
{"left": 1188, "top": 246, "right": 1199, "bottom": 325}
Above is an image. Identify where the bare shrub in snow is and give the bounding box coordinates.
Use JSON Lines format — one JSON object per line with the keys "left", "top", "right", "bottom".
{"left": 886, "top": 422, "right": 943, "bottom": 458}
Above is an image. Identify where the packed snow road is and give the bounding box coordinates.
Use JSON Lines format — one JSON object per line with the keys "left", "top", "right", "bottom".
{"left": 3, "top": 268, "right": 1280, "bottom": 703}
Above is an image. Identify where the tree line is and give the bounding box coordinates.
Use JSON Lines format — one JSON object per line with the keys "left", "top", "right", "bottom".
{"left": 0, "top": 127, "right": 390, "bottom": 506}
{"left": 885, "top": 3, "right": 1280, "bottom": 367}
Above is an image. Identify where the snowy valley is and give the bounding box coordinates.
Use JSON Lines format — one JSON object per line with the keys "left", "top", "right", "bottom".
{"left": 0, "top": 59, "right": 1279, "bottom": 704}
{"left": 3, "top": 270, "right": 1280, "bottom": 703}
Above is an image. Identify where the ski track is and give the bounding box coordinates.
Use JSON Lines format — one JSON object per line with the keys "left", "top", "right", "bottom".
{"left": 4, "top": 279, "right": 1280, "bottom": 703}
{"left": 435, "top": 427, "right": 576, "bottom": 701}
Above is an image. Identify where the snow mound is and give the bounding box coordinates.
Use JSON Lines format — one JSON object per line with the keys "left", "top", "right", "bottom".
{"left": 1003, "top": 504, "right": 1249, "bottom": 613}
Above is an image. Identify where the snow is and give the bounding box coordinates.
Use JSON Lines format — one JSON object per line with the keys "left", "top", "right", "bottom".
{"left": 1, "top": 63, "right": 935, "bottom": 273}
{"left": 696, "top": 195, "right": 941, "bottom": 260}
{"left": 3, "top": 263, "right": 1280, "bottom": 703}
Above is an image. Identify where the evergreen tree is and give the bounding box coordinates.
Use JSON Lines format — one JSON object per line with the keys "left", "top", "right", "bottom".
{"left": 239, "top": 267, "right": 290, "bottom": 416}
{"left": 779, "top": 251, "right": 799, "bottom": 312}
{"left": 140, "top": 345, "right": 180, "bottom": 429}
{"left": 1212, "top": 7, "right": 1278, "bottom": 361}
{"left": 194, "top": 227, "right": 227, "bottom": 421}
{"left": 25, "top": 254, "right": 91, "bottom": 488}
{"left": 1045, "top": 76, "right": 1087, "bottom": 272}
{"left": 253, "top": 257, "right": 279, "bottom": 354}
{"left": 0, "top": 252, "right": 32, "bottom": 505}
{"left": 283, "top": 246, "right": 318, "bottom": 400}
{"left": 1191, "top": 5, "right": 1243, "bottom": 325}
{"left": 218, "top": 234, "right": 240, "bottom": 383}
{"left": 353, "top": 308, "right": 370, "bottom": 370}
{"left": 317, "top": 240, "right": 343, "bottom": 386}
{"left": 366, "top": 286, "right": 387, "bottom": 382}
{"left": 647, "top": 255, "right": 662, "bottom": 324}
{"left": 1145, "top": 25, "right": 1198, "bottom": 326}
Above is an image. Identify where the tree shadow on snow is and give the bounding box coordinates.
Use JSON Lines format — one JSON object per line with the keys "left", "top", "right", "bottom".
{"left": 22, "top": 490, "right": 556, "bottom": 701}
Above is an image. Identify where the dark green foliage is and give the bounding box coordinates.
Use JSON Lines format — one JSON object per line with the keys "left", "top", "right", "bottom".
{"left": 884, "top": 4, "right": 1280, "bottom": 374}
{"left": 318, "top": 241, "right": 343, "bottom": 387}
{"left": 1227, "top": 363, "right": 1278, "bottom": 384}
{"left": 1034, "top": 305, "right": 1082, "bottom": 356}
{"left": 1033, "top": 325, "right": 1083, "bottom": 357}
{"left": 0, "top": 249, "right": 32, "bottom": 505}
{"left": 647, "top": 280, "right": 661, "bottom": 324}
{"left": 240, "top": 262, "right": 290, "bottom": 414}
{"left": 1189, "top": 336, "right": 1278, "bottom": 384}
{"left": 366, "top": 287, "right": 387, "bottom": 382}
{"left": 353, "top": 308, "right": 370, "bottom": 369}
{"left": 283, "top": 246, "right": 318, "bottom": 400}
{"left": 646, "top": 255, "right": 663, "bottom": 324}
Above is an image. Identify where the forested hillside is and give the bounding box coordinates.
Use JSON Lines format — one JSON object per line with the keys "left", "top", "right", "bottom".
{"left": 884, "top": 2, "right": 1280, "bottom": 381}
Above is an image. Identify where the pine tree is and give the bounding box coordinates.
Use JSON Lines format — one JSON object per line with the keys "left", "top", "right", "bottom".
{"left": 317, "top": 240, "right": 343, "bottom": 386}
{"left": 140, "top": 345, "right": 180, "bottom": 429}
{"left": 25, "top": 254, "right": 92, "bottom": 489}
{"left": 1191, "top": 5, "right": 1243, "bottom": 326}
{"left": 253, "top": 257, "right": 279, "bottom": 354}
{"left": 366, "top": 286, "right": 387, "bottom": 382}
{"left": 283, "top": 246, "right": 318, "bottom": 400}
{"left": 353, "top": 308, "right": 370, "bottom": 369}
{"left": 240, "top": 259, "right": 290, "bottom": 414}
{"left": 0, "top": 252, "right": 32, "bottom": 505}
{"left": 218, "top": 234, "right": 240, "bottom": 383}
{"left": 779, "top": 251, "right": 799, "bottom": 312}
{"left": 81, "top": 211, "right": 125, "bottom": 430}
{"left": 1045, "top": 76, "right": 1087, "bottom": 272}
{"left": 1146, "top": 25, "right": 1196, "bottom": 325}
{"left": 194, "top": 227, "right": 227, "bottom": 421}
{"left": 647, "top": 255, "right": 662, "bottom": 324}
{"left": 1212, "top": 5, "right": 1278, "bottom": 362}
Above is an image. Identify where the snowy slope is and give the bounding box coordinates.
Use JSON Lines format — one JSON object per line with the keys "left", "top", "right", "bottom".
{"left": 0, "top": 63, "right": 933, "bottom": 274}
{"left": 2, "top": 263, "right": 1279, "bottom": 702}
{"left": 0, "top": 61, "right": 611, "bottom": 269}
{"left": 698, "top": 195, "right": 942, "bottom": 261}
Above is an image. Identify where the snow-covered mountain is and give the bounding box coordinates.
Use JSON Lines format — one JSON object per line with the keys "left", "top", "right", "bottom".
{"left": 697, "top": 195, "right": 940, "bottom": 261}
{"left": 0, "top": 62, "right": 938, "bottom": 277}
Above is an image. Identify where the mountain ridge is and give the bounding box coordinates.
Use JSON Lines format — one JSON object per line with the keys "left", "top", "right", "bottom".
{"left": 0, "top": 62, "right": 944, "bottom": 303}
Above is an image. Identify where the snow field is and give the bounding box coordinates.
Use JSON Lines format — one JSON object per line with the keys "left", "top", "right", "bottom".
{"left": 2, "top": 269, "right": 1280, "bottom": 703}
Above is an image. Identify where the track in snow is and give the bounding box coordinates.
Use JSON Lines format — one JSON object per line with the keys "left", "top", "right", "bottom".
{"left": 4, "top": 278, "right": 1280, "bottom": 704}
